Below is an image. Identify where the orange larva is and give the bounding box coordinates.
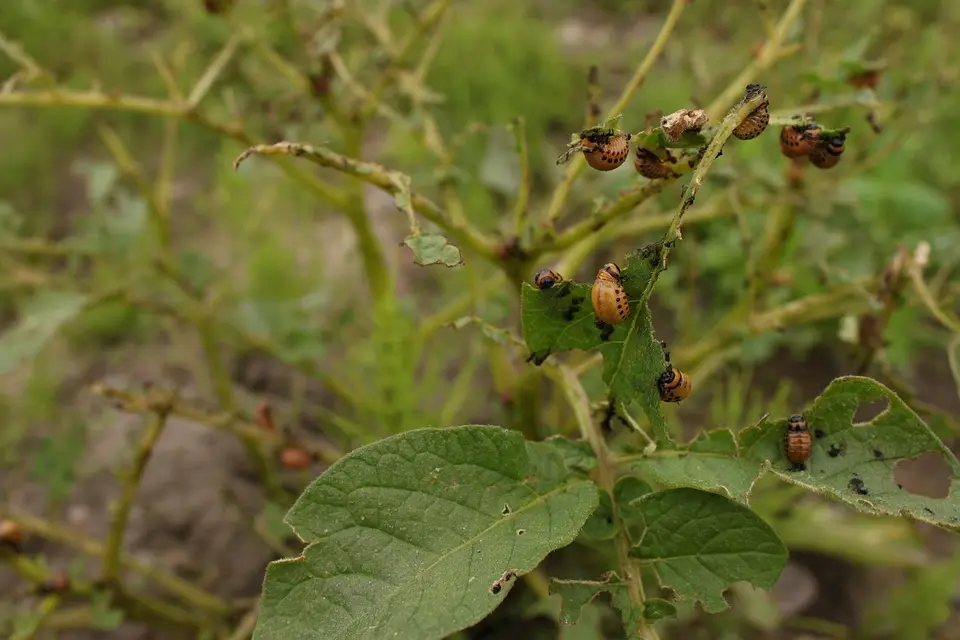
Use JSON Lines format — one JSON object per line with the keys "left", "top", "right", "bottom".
{"left": 657, "top": 345, "right": 692, "bottom": 403}
{"left": 779, "top": 124, "right": 821, "bottom": 158}
{"left": 280, "top": 447, "right": 313, "bottom": 470}
{"left": 582, "top": 132, "right": 631, "bottom": 171}
{"left": 733, "top": 85, "right": 770, "bottom": 140}
{"left": 0, "top": 519, "right": 22, "bottom": 550}
{"left": 533, "top": 269, "right": 563, "bottom": 290}
{"left": 785, "top": 414, "right": 812, "bottom": 471}
{"left": 591, "top": 263, "right": 629, "bottom": 325}
{"left": 633, "top": 147, "right": 675, "bottom": 180}
{"left": 809, "top": 133, "right": 846, "bottom": 169}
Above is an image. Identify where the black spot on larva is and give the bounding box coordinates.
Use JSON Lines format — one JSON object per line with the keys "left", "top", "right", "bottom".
{"left": 828, "top": 443, "right": 843, "bottom": 457}
{"left": 897, "top": 483, "right": 903, "bottom": 490}
{"left": 814, "top": 429, "right": 825, "bottom": 439}
{"left": 873, "top": 448, "right": 884, "bottom": 459}
{"left": 923, "top": 507, "right": 935, "bottom": 516}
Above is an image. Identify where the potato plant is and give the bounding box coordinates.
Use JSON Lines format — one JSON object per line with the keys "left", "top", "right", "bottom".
{"left": 1, "top": 0, "right": 959, "bottom": 639}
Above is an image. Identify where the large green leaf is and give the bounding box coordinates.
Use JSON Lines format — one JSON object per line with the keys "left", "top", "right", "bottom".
{"left": 629, "top": 488, "right": 788, "bottom": 613}
{"left": 740, "top": 376, "right": 960, "bottom": 531}
{"left": 0, "top": 291, "right": 88, "bottom": 375}
{"left": 521, "top": 247, "right": 670, "bottom": 443}
{"left": 639, "top": 429, "right": 765, "bottom": 503}
{"left": 254, "top": 425, "right": 599, "bottom": 640}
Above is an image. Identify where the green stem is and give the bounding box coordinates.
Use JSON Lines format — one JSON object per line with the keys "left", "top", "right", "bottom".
{"left": 102, "top": 411, "right": 170, "bottom": 581}
{"left": 198, "top": 321, "right": 283, "bottom": 499}
{"left": 705, "top": 0, "right": 808, "bottom": 121}
{"left": 634, "top": 86, "right": 771, "bottom": 309}
{"left": 554, "top": 365, "right": 656, "bottom": 639}
{"left": 233, "top": 141, "right": 499, "bottom": 262}
{"left": 540, "top": 0, "right": 690, "bottom": 231}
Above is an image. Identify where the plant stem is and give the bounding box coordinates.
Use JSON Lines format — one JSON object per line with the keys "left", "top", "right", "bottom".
{"left": 197, "top": 321, "right": 283, "bottom": 499}
{"left": 509, "top": 117, "right": 531, "bottom": 239}
{"left": 534, "top": 181, "right": 668, "bottom": 256}
{"left": 634, "top": 86, "right": 771, "bottom": 309}
{"left": 226, "top": 600, "right": 261, "bottom": 640}
{"left": 541, "top": 0, "right": 690, "bottom": 231}
{"left": 705, "top": 0, "right": 807, "bottom": 121}
{"left": 555, "top": 365, "right": 655, "bottom": 639}
{"left": 233, "top": 141, "right": 500, "bottom": 261}
{"left": 102, "top": 411, "right": 170, "bottom": 581}
{"left": 0, "top": 510, "right": 230, "bottom": 614}
{"left": 553, "top": 191, "right": 734, "bottom": 276}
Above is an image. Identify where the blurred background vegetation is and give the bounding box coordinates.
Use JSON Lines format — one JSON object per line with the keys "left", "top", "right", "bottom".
{"left": 2, "top": 0, "right": 960, "bottom": 638}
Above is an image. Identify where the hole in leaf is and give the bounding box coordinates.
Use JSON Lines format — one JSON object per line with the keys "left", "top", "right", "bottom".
{"left": 516, "top": 529, "right": 526, "bottom": 536}
{"left": 894, "top": 452, "right": 951, "bottom": 498}
{"left": 502, "top": 504, "right": 511, "bottom": 515}
{"left": 852, "top": 397, "right": 890, "bottom": 424}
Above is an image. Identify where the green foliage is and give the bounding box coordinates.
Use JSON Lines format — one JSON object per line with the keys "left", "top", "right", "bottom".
{"left": 3, "top": 0, "right": 960, "bottom": 638}
{"left": 521, "top": 248, "right": 670, "bottom": 442}
{"left": 403, "top": 233, "right": 465, "bottom": 267}
{"left": 254, "top": 426, "right": 598, "bottom": 640}
{"left": 0, "top": 291, "right": 88, "bottom": 375}
{"left": 628, "top": 489, "right": 787, "bottom": 613}
{"left": 742, "top": 376, "right": 960, "bottom": 529}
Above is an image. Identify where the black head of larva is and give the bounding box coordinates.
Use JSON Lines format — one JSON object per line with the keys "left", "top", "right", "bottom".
{"left": 658, "top": 367, "right": 676, "bottom": 386}
{"left": 600, "top": 262, "right": 621, "bottom": 281}
{"left": 787, "top": 414, "right": 808, "bottom": 432}
{"left": 533, "top": 269, "right": 562, "bottom": 290}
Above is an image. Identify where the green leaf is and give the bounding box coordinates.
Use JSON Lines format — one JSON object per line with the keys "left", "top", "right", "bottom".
{"left": 640, "top": 429, "right": 765, "bottom": 503}
{"left": 0, "top": 291, "right": 88, "bottom": 375}
{"left": 449, "top": 316, "right": 518, "bottom": 346}
{"left": 740, "top": 376, "right": 960, "bottom": 531}
{"left": 254, "top": 425, "right": 599, "bottom": 640}
{"left": 89, "top": 591, "right": 125, "bottom": 631}
{"left": 402, "top": 233, "right": 464, "bottom": 267}
{"left": 643, "top": 598, "right": 677, "bottom": 621}
{"left": 550, "top": 575, "right": 628, "bottom": 626}
{"left": 541, "top": 435, "right": 597, "bottom": 474}
{"left": 614, "top": 476, "right": 652, "bottom": 521}
{"left": 520, "top": 247, "right": 671, "bottom": 443}
{"left": 581, "top": 490, "right": 617, "bottom": 541}
{"left": 28, "top": 417, "right": 86, "bottom": 503}
{"left": 629, "top": 488, "right": 788, "bottom": 613}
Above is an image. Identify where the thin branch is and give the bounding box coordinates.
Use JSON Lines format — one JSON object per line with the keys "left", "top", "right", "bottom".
{"left": 509, "top": 117, "right": 531, "bottom": 238}
{"left": 705, "top": 0, "right": 807, "bottom": 121}
{"left": 636, "top": 85, "right": 771, "bottom": 306}
{"left": 534, "top": 181, "right": 668, "bottom": 255}
{"left": 233, "top": 141, "right": 500, "bottom": 260}
{"left": 91, "top": 383, "right": 342, "bottom": 464}
{"left": 553, "top": 365, "right": 657, "bottom": 640}
{"left": 187, "top": 32, "right": 243, "bottom": 108}
{"left": 358, "top": 0, "right": 452, "bottom": 123}
{"left": 552, "top": 188, "right": 733, "bottom": 276}
{"left": 541, "top": 0, "right": 689, "bottom": 229}
{"left": 102, "top": 410, "right": 170, "bottom": 581}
